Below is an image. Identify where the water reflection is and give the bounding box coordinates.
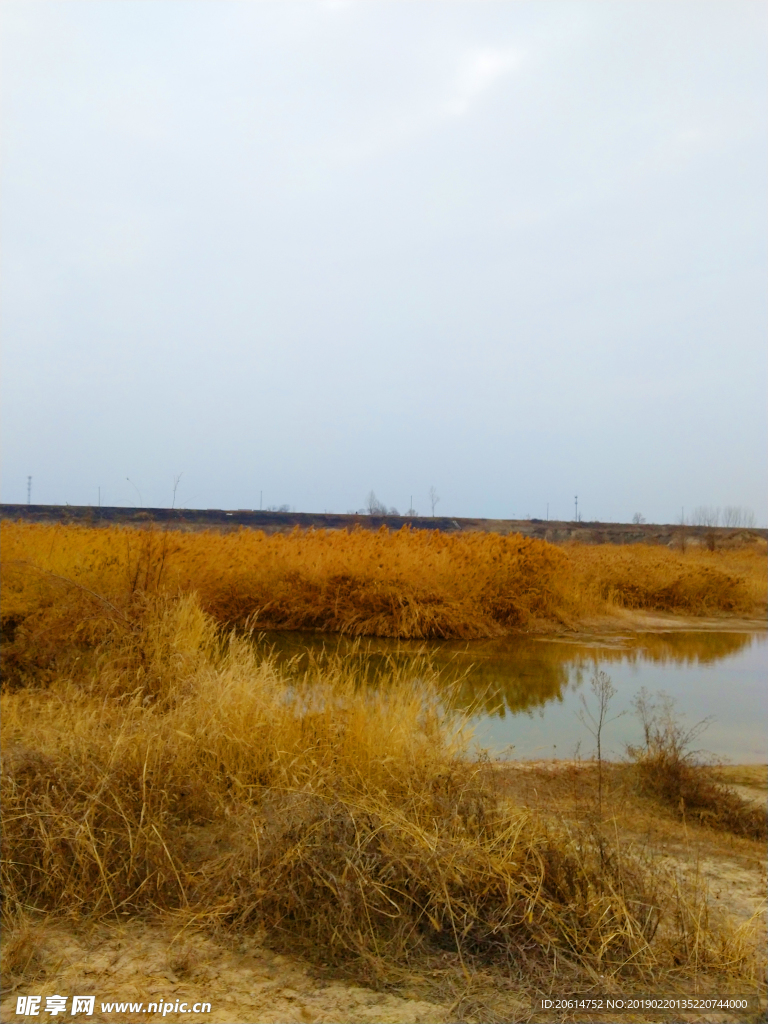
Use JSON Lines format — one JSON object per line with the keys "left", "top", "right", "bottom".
{"left": 254, "top": 629, "right": 758, "bottom": 721}
{"left": 595, "top": 630, "right": 755, "bottom": 665}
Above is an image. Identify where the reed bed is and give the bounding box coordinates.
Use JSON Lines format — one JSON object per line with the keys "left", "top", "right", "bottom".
{"left": 2, "top": 522, "right": 764, "bottom": 691}
{"left": 2, "top": 594, "right": 763, "bottom": 994}
{"left": 566, "top": 541, "right": 766, "bottom": 615}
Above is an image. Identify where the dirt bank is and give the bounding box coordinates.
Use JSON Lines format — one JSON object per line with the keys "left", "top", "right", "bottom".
{"left": 558, "top": 610, "right": 768, "bottom": 635}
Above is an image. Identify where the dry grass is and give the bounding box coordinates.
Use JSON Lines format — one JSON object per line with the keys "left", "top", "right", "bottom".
{"left": 1, "top": 593, "right": 765, "bottom": 1006}
{"left": 1, "top": 523, "right": 764, "bottom": 691}
{"left": 2, "top": 523, "right": 766, "bottom": 1015}
{"left": 564, "top": 540, "right": 766, "bottom": 617}
{"left": 0, "top": 914, "right": 50, "bottom": 993}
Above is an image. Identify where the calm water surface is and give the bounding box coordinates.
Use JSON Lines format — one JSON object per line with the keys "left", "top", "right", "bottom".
{"left": 257, "top": 630, "right": 767, "bottom": 764}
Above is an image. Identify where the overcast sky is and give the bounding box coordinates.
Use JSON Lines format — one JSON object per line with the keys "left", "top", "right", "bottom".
{"left": 2, "top": 1, "right": 766, "bottom": 523}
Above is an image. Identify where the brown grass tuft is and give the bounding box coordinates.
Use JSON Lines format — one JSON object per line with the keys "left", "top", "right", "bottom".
{"left": 0, "top": 915, "right": 50, "bottom": 992}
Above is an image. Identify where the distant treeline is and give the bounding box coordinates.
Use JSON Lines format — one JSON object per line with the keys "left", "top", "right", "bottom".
{"left": 3, "top": 503, "right": 766, "bottom": 546}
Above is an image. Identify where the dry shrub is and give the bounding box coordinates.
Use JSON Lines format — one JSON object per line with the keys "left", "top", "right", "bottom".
{"left": 627, "top": 690, "right": 767, "bottom": 840}
{"left": 2, "top": 597, "right": 763, "bottom": 990}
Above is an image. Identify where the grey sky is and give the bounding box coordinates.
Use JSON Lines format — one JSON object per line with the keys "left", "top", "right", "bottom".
{"left": 2, "top": 1, "right": 766, "bottom": 523}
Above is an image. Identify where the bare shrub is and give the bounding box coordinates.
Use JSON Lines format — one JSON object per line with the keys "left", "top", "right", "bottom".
{"left": 578, "top": 668, "right": 623, "bottom": 824}
{"left": 627, "top": 689, "right": 766, "bottom": 840}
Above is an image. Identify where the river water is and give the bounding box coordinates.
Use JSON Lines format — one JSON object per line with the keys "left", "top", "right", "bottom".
{"left": 256, "top": 629, "right": 767, "bottom": 764}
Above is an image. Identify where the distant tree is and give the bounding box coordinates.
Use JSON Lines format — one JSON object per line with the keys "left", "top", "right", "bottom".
{"left": 691, "top": 506, "right": 722, "bottom": 550}
{"left": 171, "top": 473, "right": 183, "bottom": 510}
{"left": 691, "top": 506, "right": 722, "bottom": 551}
{"left": 366, "top": 491, "right": 387, "bottom": 515}
{"left": 722, "top": 506, "right": 756, "bottom": 528}
{"left": 632, "top": 512, "right": 646, "bottom": 524}
{"left": 429, "top": 486, "right": 440, "bottom": 517}
{"left": 677, "top": 508, "right": 688, "bottom": 553}
{"left": 691, "top": 506, "right": 720, "bottom": 527}
{"left": 388, "top": 507, "right": 400, "bottom": 516}
{"left": 266, "top": 504, "right": 290, "bottom": 512}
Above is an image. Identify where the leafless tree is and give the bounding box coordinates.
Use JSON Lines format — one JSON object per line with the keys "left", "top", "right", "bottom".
{"left": 691, "top": 506, "right": 722, "bottom": 550}
{"left": 691, "top": 505, "right": 720, "bottom": 527}
{"left": 722, "top": 506, "right": 756, "bottom": 528}
{"left": 577, "top": 668, "right": 623, "bottom": 825}
{"left": 429, "top": 486, "right": 440, "bottom": 517}
{"left": 171, "top": 473, "right": 183, "bottom": 510}
{"left": 677, "top": 508, "right": 689, "bottom": 552}
{"left": 631, "top": 512, "right": 646, "bottom": 524}
{"left": 366, "top": 491, "right": 387, "bottom": 515}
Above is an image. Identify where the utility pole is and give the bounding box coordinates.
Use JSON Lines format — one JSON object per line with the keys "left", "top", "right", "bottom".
{"left": 27, "top": 476, "right": 32, "bottom": 505}
{"left": 574, "top": 495, "right": 578, "bottom": 522}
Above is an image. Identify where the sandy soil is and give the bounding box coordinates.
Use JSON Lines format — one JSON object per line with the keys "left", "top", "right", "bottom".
{"left": 1, "top": 922, "right": 453, "bottom": 1024}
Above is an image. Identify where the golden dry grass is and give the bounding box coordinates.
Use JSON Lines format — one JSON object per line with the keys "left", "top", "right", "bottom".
{"left": 2, "top": 523, "right": 766, "bottom": 1014}
{"left": 564, "top": 540, "right": 766, "bottom": 618}
{"left": 1, "top": 522, "right": 764, "bottom": 691}
{"left": 2, "top": 593, "right": 765, "bottom": 1006}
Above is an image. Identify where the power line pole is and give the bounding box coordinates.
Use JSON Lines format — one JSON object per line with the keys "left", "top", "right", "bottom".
{"left": 27, "top": 476, "right": 32, "bottom": 505}
{"left": 574, "top": 495, "right": 578, "bottom": 522}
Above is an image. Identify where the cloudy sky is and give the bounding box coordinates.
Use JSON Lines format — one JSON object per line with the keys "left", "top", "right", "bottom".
{"left": 2, "top": 1, "right": 766, "bottom": 523}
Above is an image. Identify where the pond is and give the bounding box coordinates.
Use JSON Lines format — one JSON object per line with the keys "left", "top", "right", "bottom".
{"left": 254, "top": 629, "right": 767, "bottom": 765}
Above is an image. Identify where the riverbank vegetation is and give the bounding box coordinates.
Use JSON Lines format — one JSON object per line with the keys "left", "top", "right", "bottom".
{"left": 1, "top": 523, "right": 765, "bottom": 690}
{"left": 2, "top": 587, "right": 766, "bottom": 1020}
{"left": 2, "top": 523, "right": 765, "bottom": 1019}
